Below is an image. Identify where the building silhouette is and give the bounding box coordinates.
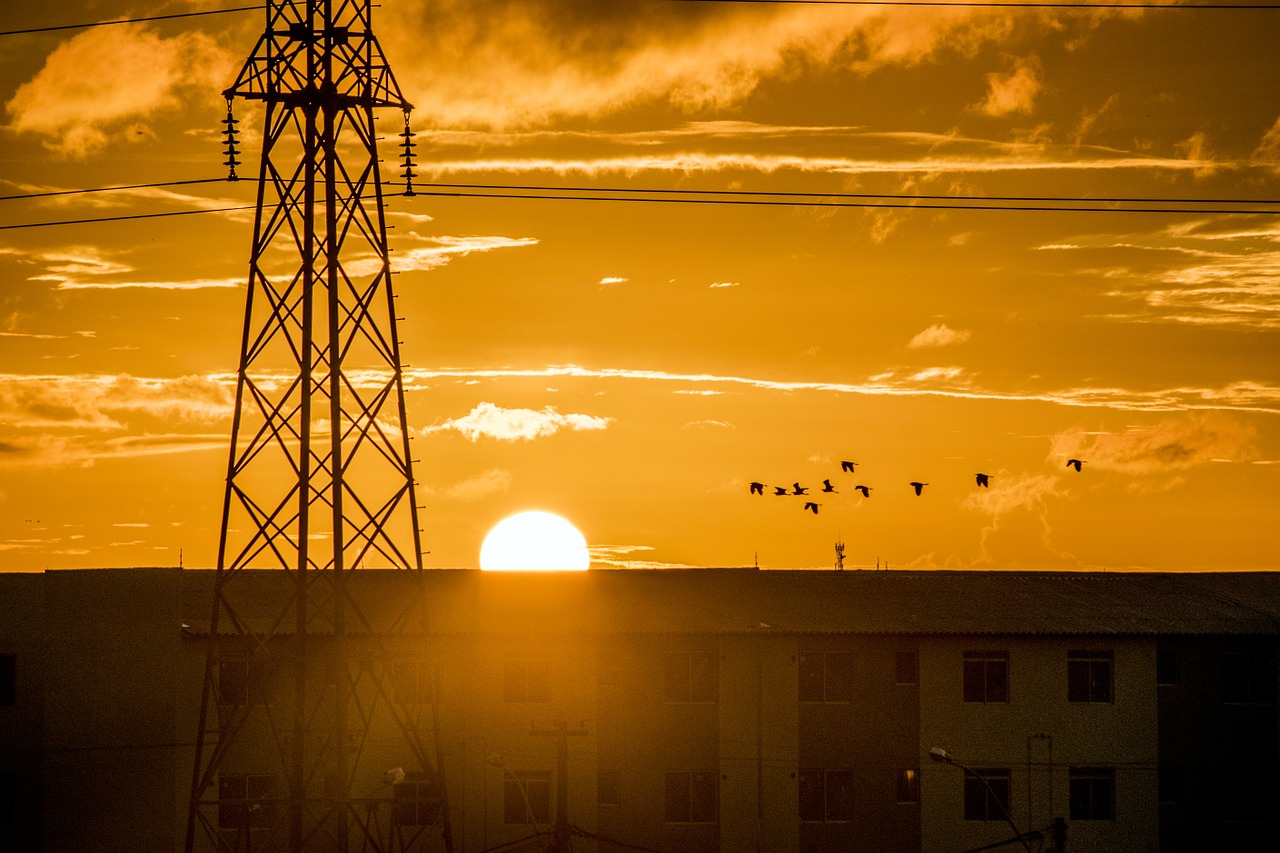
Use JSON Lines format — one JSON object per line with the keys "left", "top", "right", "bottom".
{"left": 1, "top": 567, "right": 1277, "bottom": 852}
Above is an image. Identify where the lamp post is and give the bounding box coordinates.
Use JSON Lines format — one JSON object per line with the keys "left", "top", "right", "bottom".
{"left": 929, "top": 747, "right": 1041, "bottom": 853}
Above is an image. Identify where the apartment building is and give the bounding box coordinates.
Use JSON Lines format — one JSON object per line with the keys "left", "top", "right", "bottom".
{"left": 1, "top": 567, "right": 1277, "bottom": 852}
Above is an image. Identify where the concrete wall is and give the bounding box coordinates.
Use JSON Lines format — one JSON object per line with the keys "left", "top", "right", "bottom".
{"left": 920, "top": 636, "right": 1159, "bottom": 853}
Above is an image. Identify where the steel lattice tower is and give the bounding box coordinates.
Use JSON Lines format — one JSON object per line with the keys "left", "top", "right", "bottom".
{"left": 186, "top": 1, "right": 450, "bottom": 851}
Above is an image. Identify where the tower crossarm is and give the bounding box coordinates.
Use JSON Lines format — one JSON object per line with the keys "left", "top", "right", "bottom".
{"left": 225, "top": 1, "right": 412, "bottom": 111}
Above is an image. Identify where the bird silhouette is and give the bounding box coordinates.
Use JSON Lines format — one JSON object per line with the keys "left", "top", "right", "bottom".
{"left": 774, "top": 486, "right": 789, "bottom": 496}
{"left": 791, "top": 483, "right": 808, "bottom": 496}
{"left": 803, "top": 502, "right": 820, "bottom": 514}
{"left": 749, "top": 481, "right": 765, "bottom": 495}
{"left": 975, "top": 473, "right": 990, "bottom": 488}
{"left": 821, "top": 479, "right": 838, "bottom": 493}
{"left": 840, "top": 460, "right": 857, "bottom": 473}
{"left": 1066, "top": 459, "right": 1085, "bottom": 472}
{"left": 909, "top": 481, "right": 928, "bottom": 496}
{"left": 853, "top": 485, "right": 872, "bottom": 498}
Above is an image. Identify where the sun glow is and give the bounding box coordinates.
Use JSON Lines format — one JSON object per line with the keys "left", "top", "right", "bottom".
{"left": 479, "top": 511, "right": 590, "bottom": 572}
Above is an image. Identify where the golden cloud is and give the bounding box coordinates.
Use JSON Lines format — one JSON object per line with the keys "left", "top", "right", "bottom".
{"left": 425, "top": 401, "right": 612, "bottom": 441}
{"left": 5, "top": 26, "right": 235, "bottom": 156}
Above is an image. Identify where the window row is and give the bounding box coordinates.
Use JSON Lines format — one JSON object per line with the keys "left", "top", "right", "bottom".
{"left": 963, "top": 650, "right": 1115, "bottom": 704}
{"left": 216, "top": 773, "right": 441, "bottom": 830}
{"left": 211, "top": 647, "right": 1276, "bottom": 708}
{"left": 960, "top": 767, "right": 1115, "bottom": 822}
{"left": 798, "top": 651, "right": 920, "bottom": 702}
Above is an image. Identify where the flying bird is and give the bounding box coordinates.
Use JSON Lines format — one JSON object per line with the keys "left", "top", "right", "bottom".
{"left": 821, "top": 479, "right": 838, "bottom": 493}
{"left": 792, "top": 483, "right": 809, "bottom": 496}
{"left": 803, "top": 502, "right": 820, "bottom": 514}
{"left": 1067, "top": 459, "right": 1085, "bottom": 472}
{"left": 853, "top": 485, "right": 872, "bottom": 498}
{"left": 749, "top": 482, "right": 765, "bottom": 495}
{"left": 909, "top": 481, "right": 928, "bottom": 496}
{"left": 840, "top": 460, "right": 857, "bottom": 473}
{"left": 774, "top": 486, "right": 789, "bottom": 496}
{"left": 975, "top": 473, "right": 990, "bottom": 488}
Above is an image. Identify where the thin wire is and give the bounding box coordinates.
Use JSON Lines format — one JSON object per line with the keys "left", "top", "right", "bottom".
{"left": 411, "top": 181, "right": 1280, "bottom": 208}
{"left": 4, "top": 176, "right": 1278, "bottom": 209}
{"left": 410, "top": 188, "right": 1280, "bottom": 215}
{"left": 668, "top": 0, "right": 1280, "bottom": 8}
{"left": 0, "top": 178, "right": 234, "bottom": 202}
{"left": 5, "top": 192, "right": 1280, "bottom": 231}
{"left": 0, "top": 6, "right": 260, "bottom": 37}
{"left": 0, "top": 205, "right": 258, "bottom": 231}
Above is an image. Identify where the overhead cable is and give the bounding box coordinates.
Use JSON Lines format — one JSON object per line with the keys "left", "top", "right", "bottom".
{"left": 0, "top": 6, "right": 258, "bottom": 38}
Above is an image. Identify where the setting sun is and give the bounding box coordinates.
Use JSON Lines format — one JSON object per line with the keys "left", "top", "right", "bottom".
{"left": 479, "top": 511, "right": 590, "bottom": 572}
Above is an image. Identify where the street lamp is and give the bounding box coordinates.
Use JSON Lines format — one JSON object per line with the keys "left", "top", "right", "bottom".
{"left": 929, "top": 747, "right": 1040, "bottom": 853}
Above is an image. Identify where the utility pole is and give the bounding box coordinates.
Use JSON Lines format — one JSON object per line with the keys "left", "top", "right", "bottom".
{"left": 530, "top": 721, "right": 589, "bottom": 853}
{"left": 185, "top": 2, "right": 450, "bottom": 851}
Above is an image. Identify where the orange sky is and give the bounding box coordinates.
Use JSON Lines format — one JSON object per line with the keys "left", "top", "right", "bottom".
{"left": 1, "top": 0, "right": 1278, "bottom": 572}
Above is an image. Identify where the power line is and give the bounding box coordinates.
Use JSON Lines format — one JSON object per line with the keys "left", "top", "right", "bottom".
{"left": 407, "top": 187, "right": 1280, "bottom": 215}
{"left": 0, "top": 5, "right": 259, "bottom": 38}
{"left": 0, "top": 178, "right": 234, "bottom": 202}
{"left": 0, "top": 205, "right": 257, "bottom": 231}
{"left": 668, "top": 0, "right": 1280, "bottom": 8}
{"left": 3, "top": 175, "right": 1278, "bottom": 209}
{"left": 410, "top": 181, "right": 1280, "bottom": 208}
{"left": 5, "top": 183, "right": 1280, "bottom": 231}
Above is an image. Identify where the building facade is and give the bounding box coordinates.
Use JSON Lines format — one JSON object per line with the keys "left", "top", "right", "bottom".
{"left": 1, "top": 567, "right": 1278, "bottom": 852}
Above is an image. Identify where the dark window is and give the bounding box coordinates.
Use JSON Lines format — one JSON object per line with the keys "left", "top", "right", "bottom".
{"left": 0, "top": 655, "right": 14, "bottom": 706}
{"left": 665, "top": 771, "right": 718, "bottom": 823}
{"left": 964, "top": 768, "right": 1011, "bottom": 821}
{"left": 217, "top": 659, "right": 265, "bottom": 706}
{"left": 1223, "top": 652, "right": 1275, "bottom": 704}
{"left": 218, "top": 774, "right": 276, "bottom": 829}
{"left": 895, "top": 651, "right": 919, "bottom": 686}
{"left": 798, "top": 770, "right": 853, "bottom": 822}
{"left": 503, "top": 659, "right": 550, "bottom": 703}
{"left": 598, "top": 770, "right": 620, "bottom": 805}
{"left": 1068, "top": 650, "right": 1113, "bottom": 703}
{"left": 0, "top": 770, "right": 14, "bottom": 827}
{"left": 1156, "top": 649, "right": 1178, "bottom": 686}
{"left": 897, "top": 768, "right": 920, "bottom": 804}
{"left": 392, "top": 661, "right": 434, "bottom": 705}
{"left": 963, "top": 651, "right": 1009, "bottom": 703}
{"left": 1158, "top": 766, "right": 1180, "bottom": 804}
{"left": 798, "top": 651, "right": 853, "bottom": 702}
{"left": 1069, "top": 768, "right": 1115, "bottom": 821}
{"left": 393, "top": 773, "right": 441, "bottom": 826}
{"left": 664, "top": 651, "right": 717, "bottom": 703}
{"left": 1223, "top": 763, "right": 1276, "bottom": 822}
{"left": 503, "top": 771, "right": 551, "bottom": 824}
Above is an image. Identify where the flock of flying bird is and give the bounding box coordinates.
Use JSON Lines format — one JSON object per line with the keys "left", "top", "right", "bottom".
{"left": 749, "top": 458, "right": 1087, "bottom": 514}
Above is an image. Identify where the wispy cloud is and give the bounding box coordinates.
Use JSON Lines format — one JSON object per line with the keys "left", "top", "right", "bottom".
{"left": 0, "top": 373, "right": 233, "bottom": 430}
{"left": 382, "top": 0, "right": 1121, "bottom": 131}
{"left": 908, "top": 323, "right": 971, "bottom": 349}
{"left": 1040, "top": 220, "right": 1280, "bottom": 329}
{"left": 424, "top": 402, "right": 612, "bottom": 441}
{"left": 404, "top": 364, "right": 1280, "bottom": 415}
{"left": 346, "top": 234, "right": 539, "bottom": 276}
{"left": 1049, "top": 415, "right": 1258, "bottom": 475}
{"left": 976, "top": 56, "right": 1042, "bottom": 117}
{"left": 442, "top": 468, "right": 513, "bottom": 501}
{"left": 589, "top": 544, "right": 699, "bottom": 569}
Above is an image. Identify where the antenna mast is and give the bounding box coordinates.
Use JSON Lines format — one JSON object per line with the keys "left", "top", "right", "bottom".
{"left": 186, "top": 1, "right": 449, "bottom": 850}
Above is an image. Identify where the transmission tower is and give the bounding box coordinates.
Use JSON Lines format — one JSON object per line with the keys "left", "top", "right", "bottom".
{"left": 186, "top": 2, "right": 450, "bottom": 851}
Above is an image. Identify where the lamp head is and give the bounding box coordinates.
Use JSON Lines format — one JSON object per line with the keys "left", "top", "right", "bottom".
{"left": 928, "top": 746, "right": 952, "bottom": 763}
